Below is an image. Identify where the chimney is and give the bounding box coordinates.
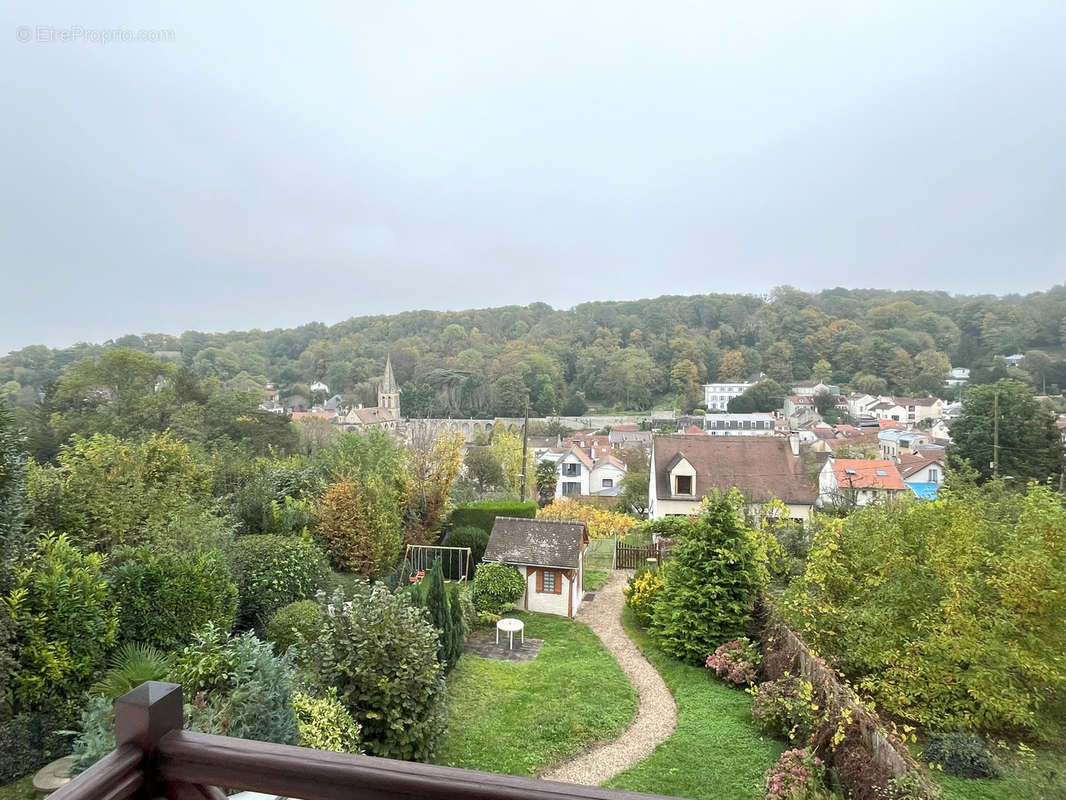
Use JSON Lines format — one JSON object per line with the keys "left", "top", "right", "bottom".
{"left": 788, "top": 432, "right": 800, "bottom": 457}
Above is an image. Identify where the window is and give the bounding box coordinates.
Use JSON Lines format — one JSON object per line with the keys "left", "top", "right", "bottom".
{"left": 601, "top": 478, "right": 614, "bottom": 488}
{"left": 562, "top": 481, "right": 581, "bottom": 496}
{"left": 563, "top": 463, "right": 580, "bottom": 477}
{"left": 929, "top": 468, "right": 938, "bottom": 482}
{"left": 541, "top": 570, "right": 556, "bottom": 593}
{"left": 675, "top": 475, "right": 693, "bottom": 495}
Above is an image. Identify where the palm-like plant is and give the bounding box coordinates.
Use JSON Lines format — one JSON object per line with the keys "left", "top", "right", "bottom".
{"left": 91, "top": 642, "right": 173, "bottom": 700}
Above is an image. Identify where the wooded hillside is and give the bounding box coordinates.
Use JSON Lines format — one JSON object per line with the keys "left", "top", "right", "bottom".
{"left": 3, "top": 285, "right": 1065, "bottom": 420}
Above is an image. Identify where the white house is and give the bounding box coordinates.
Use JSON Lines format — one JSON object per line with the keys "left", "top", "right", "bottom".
{"left": 483, "top": 517, "right": 589, "bottom": 618}
{"left": 818, "top": 458, "right": 906, "bottom": 507}
{"left": 703, "top": 382, "right": 754, "bottom": 411}
{"left": 310, "top": 380, "right": 330, "bottom": 394}
{"left": 877, "top": 429, "right": 931, "bottom": 460}
{"left": 845, "top": 393, "right": 880, "bottom": 418}
{"left": 588, "top": 455, "right": 627, "bottom": 496}
{"left": 897, "top": 454, "right": 945, "bottom": 485}
{"left": 945, "top": 367, "right": 970, "bottom": 387}
{"left": 703, "top": 412, "right": 776, "bottom": 436}
{"left": 648, "top": 435, "right": 817, "bottom": 522}
{"left": 892, "top": 397, "right": 946, "bottom": 424}
{"left": 868, "top": 400, "right": 909, "bottom": 423}
{"left": 548, "top": 446, "right": 627, "bottom": 498}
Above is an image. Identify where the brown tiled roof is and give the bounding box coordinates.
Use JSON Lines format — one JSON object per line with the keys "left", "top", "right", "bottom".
{"left": 652, "top": 435, "right": 817, "bottom": 505}
{"left": 484, "top": 517, "right": 588, "bottom": 569}
{"left": 832, "top": 459, "right": 905, "bottom": 490}
{"left": 897, "top": 453, "right": 944, "bottom": 480}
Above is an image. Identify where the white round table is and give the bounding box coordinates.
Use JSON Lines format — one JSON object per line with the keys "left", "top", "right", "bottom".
{"left": 495, "top": 617, "right": 525, "bottom": 650}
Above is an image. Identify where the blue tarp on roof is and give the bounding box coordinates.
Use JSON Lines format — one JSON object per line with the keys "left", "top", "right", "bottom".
{"left": 906, "top": 482, "right": 939, "bottom": 500}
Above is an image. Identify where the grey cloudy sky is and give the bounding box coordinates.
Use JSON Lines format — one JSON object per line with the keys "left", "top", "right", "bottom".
{"left": 2, "top": 1, "right": 1064, "bottom": 354}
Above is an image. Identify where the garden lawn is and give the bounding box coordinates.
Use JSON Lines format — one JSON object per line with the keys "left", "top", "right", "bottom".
{"left": 0, "top": 776, "right": 33, "bottom": 800}
{"left": 436, "top": 612, "right": 637, "bottom": 777}
{"left": 606, "top": 608, "right": 784, "bottom": 800}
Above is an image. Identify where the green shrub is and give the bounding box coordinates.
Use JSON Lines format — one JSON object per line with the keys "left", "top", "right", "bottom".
{"left": 303, "top": 586, "right": 447, "bottom": 761}
{"left": 649, "top": 492, "right": 768, "bottom": 664}
{"left": 72, "top": 625, "right": 300, "bottom": 773}
{"left": 781, "top": 482, "right": 1066, "bottom": 733}
{"left": 623, "top": 566, "right": 664, "bottom": 627}
{"left": 229, "top": 535, "right": 330, "bottom": 628}
{"left": 447, "top": 501, "right": 536, "bottom": 535}
{"left": 266, "top": 600, "right": 324, "bottom": 656}
{"left": 0, "top": 711, "right": 75, "bottom": 784}
{"left": 109, "top": 546, "right": 238, "bottom": 650}
{"left": 749, "top": 676, "right": 820, "bottom": 746}
{"left": 922, "top": 732, "right": 999, "bottom": 778}
{"left": 292, "top": 688, "right": 363, "bottom": 753}
{"left": 5, "top": 532, "right": 118, "bottom": 712}
{"left": 174, "top": 623, "right": 299, "bottom": 745}
{"left": 69, "top": 696, "right": 114, "bottom": 774}
{"left": 472, "top": 561, "right": 526, "bottom": 614}
{"left": 90, "top": 642, "right": 172, "bottom": 701}
{"left": 441, "top": 525, "right": 489, "bottom": 579}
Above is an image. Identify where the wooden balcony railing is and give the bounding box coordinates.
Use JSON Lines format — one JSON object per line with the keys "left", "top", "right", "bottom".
{"left": 50, "top": 682, "right": 679, "bottom": 800}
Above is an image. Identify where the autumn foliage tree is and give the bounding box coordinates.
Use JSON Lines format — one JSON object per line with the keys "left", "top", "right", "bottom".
{"left": 315, "top": 478, "right": 404, "bottom": 579}
{"left": 782, "top": 480, "right": 1066, "bottom": 734}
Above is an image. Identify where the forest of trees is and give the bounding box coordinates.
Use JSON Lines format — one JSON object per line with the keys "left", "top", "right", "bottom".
{"left": 3, "top": 285, "right": 1066, "bottom": 423}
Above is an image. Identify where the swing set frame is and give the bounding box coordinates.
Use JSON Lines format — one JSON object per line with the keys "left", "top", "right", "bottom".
{"left": 403, "top": 544, "right": 474, "bottom": 584}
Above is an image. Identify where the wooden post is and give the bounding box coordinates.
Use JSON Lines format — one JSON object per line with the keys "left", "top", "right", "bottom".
{"left": 114, "top": 682, "right": 184, "bottom": 796}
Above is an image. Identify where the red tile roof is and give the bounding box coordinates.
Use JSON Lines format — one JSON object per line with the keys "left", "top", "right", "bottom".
{"left": 832, "top": 459, "right": 905, "bottom": 490}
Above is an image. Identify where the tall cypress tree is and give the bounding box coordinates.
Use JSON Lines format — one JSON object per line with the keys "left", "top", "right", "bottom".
{"left": 424, "top": 558, "right": 451, "bottom": 668}
{"left": 446, "top": 584, "right": 466, "bottom": 668}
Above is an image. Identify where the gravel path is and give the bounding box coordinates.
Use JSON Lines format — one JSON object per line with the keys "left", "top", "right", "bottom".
{"left": 539, "top": 570, "right": 677, "bottom": 786}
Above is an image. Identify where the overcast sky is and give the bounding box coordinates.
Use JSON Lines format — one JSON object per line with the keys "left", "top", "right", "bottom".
{"left": 2, "top": 1, "right": 1063, "bottom": 354}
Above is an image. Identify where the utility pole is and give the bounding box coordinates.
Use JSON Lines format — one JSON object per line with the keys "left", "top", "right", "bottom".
{"left": 519, "top": 396, "right": 530, "bottom": 502}
{"left": 992, "top": 388, "right": 999, "bottom": 477}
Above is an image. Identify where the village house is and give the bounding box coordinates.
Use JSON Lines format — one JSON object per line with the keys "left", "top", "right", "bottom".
{"left": 703, "top": 412, "right": 776, "bottom": 436}
{"left": 891, "top": 396, "right": 946, "bottom": 424}
{"left": 702, "top": 381, "right": 754, "bottom": 411}
{"left": 648, "top": 434, "right": 817, "bottom": 522}
{"left": 877, "top": 428, "right": 932, "bottom": 460}
{"left": 483, "top": 517, "right": 589, "bottom": 618}
{"left": 897, "top": 453, "right": 945, "bottom": 500}
{"left": 791, "top": 381, "right": 841, "bottom": 397}
{"left": 818, "top": 458, "right": 906, "bottom": 507}
{"left": 784, "top": 394, "right": 819, "bottom": 425}
{"left": 945, "top": 367, "right": 971, "bottom": 387}
{"left": 545, "top": 445, "right": 627, "bottom": 498}
{"left": 868, "top": 399, "right": 909, "bottom": 423}
{"left": 608, "top": 425, "right": 653, "bottom": 450}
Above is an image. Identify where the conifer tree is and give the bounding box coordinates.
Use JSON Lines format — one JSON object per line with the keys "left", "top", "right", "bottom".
{"left": 424, "top": 558, "right": 451, "bottom": 668}
{"left": 446, "top": 584, "right": 466, "bottom": 669}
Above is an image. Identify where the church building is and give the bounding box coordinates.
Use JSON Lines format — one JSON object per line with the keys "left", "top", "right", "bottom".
{"left": 334, "top": 355, "right": 402, "bottom": 433}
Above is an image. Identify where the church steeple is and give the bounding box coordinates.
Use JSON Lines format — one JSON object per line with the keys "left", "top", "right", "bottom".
{"left": 378, "top": 354, "right": 399, "bottom": 411}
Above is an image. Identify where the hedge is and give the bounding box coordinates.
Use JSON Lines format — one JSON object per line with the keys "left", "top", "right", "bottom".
{"left": 447, "top": 501, "right": 536, "bottom": 535}
{"left": 0, "top": 711, "right": 74, "bottom": 783}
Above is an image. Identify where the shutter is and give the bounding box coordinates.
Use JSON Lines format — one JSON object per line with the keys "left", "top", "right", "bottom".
{"left": 536, "top": 569, "right": 543, "bottom": 593}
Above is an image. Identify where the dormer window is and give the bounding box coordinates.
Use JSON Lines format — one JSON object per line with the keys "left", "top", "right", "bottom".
{"left": 675, "top": 475, "right": 693, "bottom": 495}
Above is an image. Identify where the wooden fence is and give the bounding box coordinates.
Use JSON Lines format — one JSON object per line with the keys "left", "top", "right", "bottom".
{"left": 614, "top": 542, "right": 670, "bottom": 570}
